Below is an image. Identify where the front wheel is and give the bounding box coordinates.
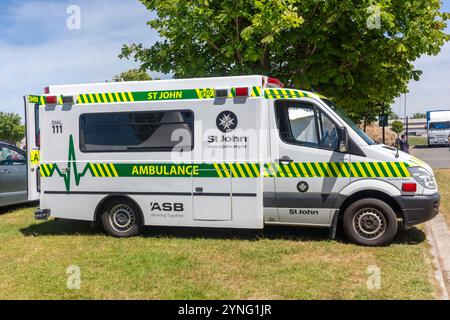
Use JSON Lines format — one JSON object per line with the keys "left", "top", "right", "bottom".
{"left": 342, "top": 198, "right": 398, "bottom": 246}
{"left": 101, "top": 198, "right": 143, "bottom": 238}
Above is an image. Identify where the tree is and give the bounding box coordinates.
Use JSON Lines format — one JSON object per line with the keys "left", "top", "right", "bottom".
{"left": 389, "top": 111, "right": 400, "bottom": 120}
{"left": 391, "top": 120, "right": 403, "bottom": 136}
{"left": 0, "top": 112, "right": 25, "bottom": 144}
{"left": 120, "top": 0, "right": 449, "bottom": 123}
{"left": 114, "top": 69, "right": 152, "bottom": 81}
{"left": 411, "top": 112, "right": 426, "bottom": 119}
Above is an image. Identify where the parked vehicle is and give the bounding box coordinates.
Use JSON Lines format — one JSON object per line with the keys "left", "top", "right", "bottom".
{"left": 25, "top": 75, "right": 440, "bottom": 246}
{"left": 0, "top": 142, "right": 27, "bottom": 207}
{"left": 427, "top": 110, "right": 450, "bottom": 146}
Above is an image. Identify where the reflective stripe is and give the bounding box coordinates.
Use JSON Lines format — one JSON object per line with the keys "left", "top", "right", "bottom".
{"left": 41, "top": 161, "right": 412, "bottom": 180}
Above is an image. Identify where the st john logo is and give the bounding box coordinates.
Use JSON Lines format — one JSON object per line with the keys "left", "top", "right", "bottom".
{"left": 297, "top": 181, "right": 309, "bottom": 193}
{"left": 216, "top": 111, "right": 238, "bottom": 133}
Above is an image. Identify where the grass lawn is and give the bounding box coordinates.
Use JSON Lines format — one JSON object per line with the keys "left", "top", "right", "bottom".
{"left": 408, "top": 136, "right": 427, "bottom": 147}
{"left": 435, "top": 169, "right": 450, "bottom": 226}
{"left": 0, "top": 205, "right": 438, "bottom": 300}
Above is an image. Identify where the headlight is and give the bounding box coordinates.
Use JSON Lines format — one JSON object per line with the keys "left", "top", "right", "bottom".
{"left": 408, "top": 167, "right": 436, "bottom": 189}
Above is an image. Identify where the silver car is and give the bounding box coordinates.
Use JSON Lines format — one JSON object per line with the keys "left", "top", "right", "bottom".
{"left": 0, "top": 142, "right": 27, "bottom": 207}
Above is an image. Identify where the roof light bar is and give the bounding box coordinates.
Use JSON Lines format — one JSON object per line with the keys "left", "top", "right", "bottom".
{"left": 45, "top": 96, "right": 58, "bottom": 104}
{"left": 235, "top": 87, "right": 249, "bottom": 97}
{"left": 267, "top": 77, "right": 284, "bottom": 88}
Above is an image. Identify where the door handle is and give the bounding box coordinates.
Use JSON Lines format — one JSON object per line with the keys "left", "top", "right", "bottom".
{"left": 277, "top": 156, "right": 293, "bottom": 165}
{"left": 195, "top": 187, "right": 204, "bottom": 193}
{"left": 1, "top": 169, "right": 10, "bottom": 174}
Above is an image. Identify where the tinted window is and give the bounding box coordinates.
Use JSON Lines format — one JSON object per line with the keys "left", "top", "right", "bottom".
{"left": 321, "top": 98, "right": 375, "bottom": 145}
{"left": 80, "top": 111, "right": 194, "bottom": 152}
{"left": 429, "top": 122, "right": 450, "bottom": 130}
{"left": 318, "top": 111, "right": 339, "bottom": 150}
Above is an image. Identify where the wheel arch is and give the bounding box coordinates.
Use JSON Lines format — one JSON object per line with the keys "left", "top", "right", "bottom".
{"left": 337, "top": 190, "right": 403, "bottom": 219}
{"left": 94, "top": 194, "right": 145, "bottom": 224}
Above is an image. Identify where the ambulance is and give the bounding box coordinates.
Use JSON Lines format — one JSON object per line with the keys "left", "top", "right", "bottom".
{"left": 25, "top": 75, "right": 440, "bottom": 246}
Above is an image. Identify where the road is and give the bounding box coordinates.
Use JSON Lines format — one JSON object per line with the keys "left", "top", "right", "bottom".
{"left": 411, "top": 146, "right": 450, "bottom": 169}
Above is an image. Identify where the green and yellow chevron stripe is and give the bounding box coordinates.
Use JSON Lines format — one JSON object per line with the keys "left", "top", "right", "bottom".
{"left": 40, "top": 163, "right": 56, "bottom": 177}
{"left": 88, "top": 163, "right": 119, "bottom": 177}
{"left": 40, "top": 161, "right": 411, "bottom": 179}
{"left": 77, "top": 92, "right": 135, "bottom": 104}
{"left": 266, "top": 161, "right": 410, "bottom": 178}
{"left": 30, "top": 86, "right": 267, "bottom": 106}
{"left": 264, "top": 89, "right": 310, "bottom": 99}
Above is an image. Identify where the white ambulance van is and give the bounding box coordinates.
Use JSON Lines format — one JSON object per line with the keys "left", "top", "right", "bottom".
{"left": 25, "top": 75, "right": 440, "bottom": 246}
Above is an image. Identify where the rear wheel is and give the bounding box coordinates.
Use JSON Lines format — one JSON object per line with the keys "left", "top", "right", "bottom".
{"left": 101, "top": 198, "right": 142, "bottom": 238}
{"left": 342, "top": 198, "right": 398, "bottom": 246}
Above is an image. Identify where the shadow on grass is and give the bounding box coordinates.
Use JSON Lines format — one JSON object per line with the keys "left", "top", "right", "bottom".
{"left": 20, "top": 218, "right": 427, "bottom": 246}
{"left": 0, "top": 201, "right": 38, "bottom": 215}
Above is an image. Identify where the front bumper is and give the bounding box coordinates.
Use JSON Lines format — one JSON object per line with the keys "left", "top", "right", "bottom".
{"left": 395, "top": 193, "right": 440, "bottom": 228}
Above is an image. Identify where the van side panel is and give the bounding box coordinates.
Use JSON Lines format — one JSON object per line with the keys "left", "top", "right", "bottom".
{"left": 39, "top": 97, "right": 264, "bottom": 229}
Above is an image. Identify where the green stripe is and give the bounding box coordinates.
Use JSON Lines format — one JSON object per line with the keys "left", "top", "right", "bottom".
{"left": 394, "top": 162, "right": 407, "bottom": 177}
{"left": 352, "top": 162, "right": 364, "bottom": 178}
{"left": 369, "top": 162, "right": 381, "bottom": 177}
{"left": 42, "top": 160, "right": 414, "bottom": 179}
{"left": 318, "top": 163, "right": 330, "bottom": 177}
{"left": 386, "top": 162, "right": 397, "bottom": 177}
{"left": 377, "top": 162, "right": 389, "bottom": 177}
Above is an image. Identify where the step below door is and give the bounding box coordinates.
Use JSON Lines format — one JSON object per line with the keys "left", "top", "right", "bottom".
{"left": 193, "top": 169, "right": 232, "bottom": 221}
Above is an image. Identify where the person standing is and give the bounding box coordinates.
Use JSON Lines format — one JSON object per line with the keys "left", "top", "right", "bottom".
{"left": 397, "top": 134, "right": 410, "bottom": 153}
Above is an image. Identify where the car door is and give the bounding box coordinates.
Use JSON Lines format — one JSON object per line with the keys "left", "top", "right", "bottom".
{"left": 269, "top": 99, "right": 351, "bottom": 226}
{"left": 0, "top": 145, "right": 27, "bottom": 206}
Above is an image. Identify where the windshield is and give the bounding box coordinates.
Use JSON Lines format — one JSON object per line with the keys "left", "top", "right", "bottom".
{"left": 429, "top": 121, "right": 450, "bottom": 130}
{"left": 321, "top": 98, "right": 375, "bottom": 145}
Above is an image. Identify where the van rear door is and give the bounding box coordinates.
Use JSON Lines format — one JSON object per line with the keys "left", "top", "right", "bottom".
{"left": 24, "top": 95, "right": 41, "bottom": 201}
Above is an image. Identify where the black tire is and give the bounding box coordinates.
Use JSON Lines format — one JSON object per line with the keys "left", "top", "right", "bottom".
{"left": 342, "top": 198, "right": 398, "bottom": 246}
{"left": 101, "top": 198, "right": 143, "bottom": 238}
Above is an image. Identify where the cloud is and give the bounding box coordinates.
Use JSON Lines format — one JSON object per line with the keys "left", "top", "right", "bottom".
{"left": 392, "top": 42, "right": 450, "bottom": 117}
{"left": 0, "top": 0, "right": 162, "bottom": 117}
{"left": 1, "top": 0, "right": 449, "bottom": 119}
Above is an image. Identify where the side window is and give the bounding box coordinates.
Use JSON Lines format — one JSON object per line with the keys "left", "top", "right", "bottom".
{"left": 318, "top": 111, "right": 339, "bottom": 150}
{"left": 286, "top": 105, "right": 318, "bottom": 147}
{"left": 276, "top": 100, "right": 339, "bottom": 151}
{"left": 0, "top": 147, "right": 26, "bottom": 165}
{"left": 79, "top": 110, "right": 194, "bottom": 152}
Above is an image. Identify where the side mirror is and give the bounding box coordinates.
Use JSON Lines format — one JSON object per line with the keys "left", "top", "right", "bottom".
{"left": 337, "top": 126, "right": 349, "bottom": 153}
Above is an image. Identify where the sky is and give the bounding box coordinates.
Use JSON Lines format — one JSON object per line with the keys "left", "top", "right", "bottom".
{"left": 0, "top": 0, "right": 449, "bottom": 119}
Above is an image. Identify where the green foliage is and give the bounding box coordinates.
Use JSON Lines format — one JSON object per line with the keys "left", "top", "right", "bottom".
{"left": 391, "top": 120, "right": 404, "bottom": 135}
{"left": 121, "top": 0, "right": 449, "bottom": 123}
{"left": 411, "top": 112, "right": 426, "bottom": 119}
{"left": 0, "top": 112, "right": 25, "bottom": 144}
{"left": 389, "top": 111, "right": 400, "bottom": 120}
{"left": 115, "top": 69, "right": 152, "bottom": 81}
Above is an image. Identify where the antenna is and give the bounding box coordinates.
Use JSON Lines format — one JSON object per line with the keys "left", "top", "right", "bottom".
{"left": 300, "top": 69, "right": 315, "bottom": 92}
